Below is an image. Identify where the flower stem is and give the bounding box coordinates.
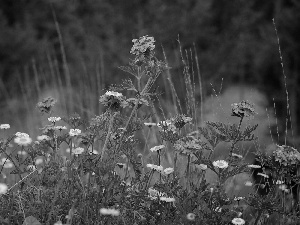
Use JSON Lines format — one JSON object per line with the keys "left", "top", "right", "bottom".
{"left": 254, "top": 210, "right": 263, "bottom": 225}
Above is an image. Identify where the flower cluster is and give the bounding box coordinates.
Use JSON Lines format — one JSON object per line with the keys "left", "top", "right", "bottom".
{"left": 273, "top": 144, "right": 300, "bottom": 166}
{"left": 130, "top": 35, "right": 155, "bottom": 56}
{"left": 174, "top": 136, "right": 204, "bottom": 155}
{"left": 231, "top": 100, "right": 256, "bottom": 118}
{"left": 99, "top": 91, "right": 128, "bottom": 110}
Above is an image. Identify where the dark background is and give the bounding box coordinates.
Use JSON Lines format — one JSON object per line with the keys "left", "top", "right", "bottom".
{"left": 0, "top": 0, "right": 299, "bottom": 146}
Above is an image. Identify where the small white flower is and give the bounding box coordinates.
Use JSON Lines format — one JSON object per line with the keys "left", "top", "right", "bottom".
{"left": 257, "top": 173, "right": 269, "bottom": 178}
{"left": 105, "top": 91, "right": 123, "bottom": 97}
{"left": 212, "top": 160, "right": 229, "bottom": 169}
{"left": 14, "top": 136, "right": 32, "bottom": 146}
{"left": 0, "top": 124, "right": 10, "bottom": 129}
{"left": 160, "top": 197, "right": 175, "bottom": 202}
{"left": 48, "top": 117, "right": 61, "bottom": 122}
{"left": 144, "top": 122, "right": 157, "bottom": 127}
{"left": 15, "top": 132, "right": 30, "bottom": 138}
{"left": 73, "top": 147, "right": 85, "bottom": 155}
{"left": 99, "top": 208, "right": 120, "bottom": 216}
{"left": 69, "top": 129, "right": 81, "bottom": 136}
{"left": 37, "top": 135, "right": 51, "bottom": 141}
{"left": 247, "top": 164, "right": 261, "bottom": 169}
{"left": 186, "top": 213, "right": 195, "bottom": 221}
{"left": 163, "top": 167, "right": 174, "bottom": 175}
{"left": 146, "top": 164, "right": 163, "bottom": 172}
{"left": 232, "top": 217, "right": 245, "bottom": 225}
{"left": 27, "top": 165, "right": 36, "bottom": 171}
{"left": 150, "top": 145, "right": 165, "bottom": 152}
{"left": 234, "top": 197, "right": 245, "bottom": 201}
{"left": 275, "top": 180, "right": 284, "bottom": 185}
{"left": 0, "top": 183, "right": 8, "bottom": 194}
{"left": 17, "top": 151, "right": 27, "bottom": 156}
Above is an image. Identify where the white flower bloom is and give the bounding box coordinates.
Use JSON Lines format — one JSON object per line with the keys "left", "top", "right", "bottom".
{"left": 17, "top": 151, "right": 27, "bottom": 156}
{"left": 35, "top": 158, "right": 43, "bottom": 165}
{"left": 0, "top": 124, "right": 10, "bottom": 129}
{"left": 186, "top": 213, "right": 195, "bottom": 221}
{"left": 99, "top": 208, "right": 120, "bottom": 216}
{"left": 69, "top": 129, "right": 81, "bottom": 136}
{"left": 73, "top": 147, "right": 85, "bottom": 155}
{"left": 212, "top": 160, "right": 229, "bottom": 169}
{"left": 163, "top": 167, "right": 174, "bottom": 175}
{"left": 146, "top": 164, "right": 163, "bottom": 172}
{"left": 247, "top": 164, "right": 261, "bottom": 168}
{"left": 15, "top": 132, "right": 29, "bottom": 138}
{"left": 14, "top": 136, "right": 32, "bottom": 146}
{"left": 105, "top": 91, "right": 123, "bottom": 97}
{"left": 27, "top": 165, "right": 36, "bottom": 171}
{"left": 0, "top": 183, "right": 8, "bottom": 194}
{"left": 144, "top": 122, "right": 157, "bottom": 127}
{"left": 257, "top": 173, "right": 269, "bottom": 178}
{"left": 275, "top": 180, "right": 284, "bottom": 185}
{"left": 150, "top": 145, "right": 165, "bottom": 152}
{"left": 160, "top": 197, "right": 175, "bottom": 202}
{"left": 195, "top": 164, "right": 208, "bottom": 170}
{"left": 232, "top": 217, "right": 245, "bottom": 225}
{"left": 234, "top": 197, "right": 245, "bottom": 201}
{"left": 48, "top": 117, "right": 61, "bottom": 122}
{"left": 54, "top": 126, "right": 67, "bottom": 131}
{"left": 37, "top": 135, "right": 51, "bottom": 141}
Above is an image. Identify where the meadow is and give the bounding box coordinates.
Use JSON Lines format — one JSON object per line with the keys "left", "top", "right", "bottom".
{"left": 0, "top": 35, "right": 299, "bottom": 225}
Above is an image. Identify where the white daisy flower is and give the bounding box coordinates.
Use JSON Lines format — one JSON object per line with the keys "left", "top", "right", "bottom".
{"left": 144, "top": 122, "right": 157, "bottom": 127}
{"left": 0, "top": 158, "right": 14, "bottom": 169}
{"left": 35, "top": 158, "right": 44, "bottom": 165}
{"left": 48, "top": 117, "right": 61, "bottom": 122}
{"left": 232, "top": 217, "right": 245, "bottom": 225}
{"left": 15, "top": 132, "right": 30, "bottom": 138}
{"left": 105, "top": 91, "right": 123, "bottom": 97}
{"left": 0, "top": 183, "right": 8, "bottom": 194}
{"left": 99, "top": 208, "right": 120, "bottom": 216}
{"left": 186, "top": 213, "right": 195, "bottom": 221}
{"left": 195, "top": 164, "right": 208, "bottom": 170}
{"left": 212, "top": 160, "right": 229, "bottom": 169}
{"left": 150, "top": 145, "right": 165, "bottom": 152}
{"left": 69, "top": 129, "right": 81, "bottom": 136}
{"left": 0, "top": 124, "right": 10, "bottom": 129}
{"left": 37, "top": 135, "right": 51, "bottom": 141}
{"left": 160, "top": 197, "right": 175, "bottom": 202}
{"left": 244, "top": 181, "right": 253, "bottom": 186}
{"left": 14, "top": 136, "right": 32, "bottom": 146}
{"left": 73, "top": 147, "right": 85, "bottom": 155}
{"left": 146, "top": 164, "right": 163, "bottom": 172}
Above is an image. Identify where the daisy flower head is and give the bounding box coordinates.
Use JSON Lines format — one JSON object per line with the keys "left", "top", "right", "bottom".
{"left": 37, "top": 135, "right": 51, "bottom": 141}
{"left": 195, "top": 164, "right": 208, "bottom": 170}
{"left": 163, "top": 167, "right": 174, "bottom": 175}
{"left": 69, "top": 129, "right": 81, "bottom": 137}
{"left": 54, "top": 126, "right": 67, "bottom": 131}
{"left": 0, "top": 124, "right": 10, "bottom": 129}
{"left": 0, "top": 183, "right": 8, "bottom": 195}
{"left": 14, "top": 135, "right": 32, "bottom": 146}
{"left": 105, "top": 91, "right": 123, "bottom": 97}
{"left": 186, "top": 213, "right": 196, "bottom": 221}
{"left": 150, "top": 145, "right": 165, "bottom": 152}
{"left": 144, "top": 122, "right": 157, "bottom": 128}
{"left": 99, "top": 91, "right": 128, "bottom": 110}
{"left": 99, "top": 208, "right": 120, "bottom": 216}
{"left": 146, "top": 164, "right": 163, "bottom": 172}
{"left": 244, "top": 181, "right": 253, "bottom": 186}
{"left": 212, "top": 160, "right": 229, "bottom": 169}
{"left": 48, "top": 117, "right": 61, "bottom": 122}
{"left": 73, "top": 147, "right": 85, "bottom": 155}
{"left": 15, "top": 132, "right": 29, "bottom": 138}
{"left": 232, "top": 217, "right": 245, "bottom": 225}
{"left": 247, "top": 164, "right": 261, "bottom": 169}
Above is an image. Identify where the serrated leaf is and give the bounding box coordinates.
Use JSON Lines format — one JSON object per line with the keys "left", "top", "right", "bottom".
{"left": 22, "top": 216, "right": 41, "bottom": 225}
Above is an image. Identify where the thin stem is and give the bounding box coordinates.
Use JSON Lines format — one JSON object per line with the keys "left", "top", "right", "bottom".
{"left": 254, "top": 210, "right": 263, "bottom": 225}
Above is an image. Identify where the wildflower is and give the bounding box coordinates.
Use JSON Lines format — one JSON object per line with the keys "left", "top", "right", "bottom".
{"left": 48, "top": 117, "right": 61, "bottom": 122}
{"left": 234, "top": 197, "right": 245, "bottom": 201}
{"left": 232, "top": 217, "right": 245, "bottom": 225}
{"left": 231, "top": 100, "right": 256, "bottom": 118}
{"left": 275, "top": 180, "right": 284, "bottom": 185}
{"left": 0, "top": 124, "right": 10, "bottom": 129}
{"left": 148, "top": 187, "right": 166, "bottom": 200}
{"left": 14, "top": 135, "right": 32, "bottom": 146}
{"left": 0, "top": 183, "right": 8, "bottom": 194}
{"left": 69, "top": 129, "right": 81, "bottom": 137}
{"left": 273, "top": 144, "right": 300, "bottom": 166}
{"left": 150, "top": 145, "right": 165, "bottom": 152}
{"left": 73, "top": 147, "right": 85, "bottom": 155}
{"left": 212, "top": 160, "right": 229, "bottom": 169}
{"left": 163, "top": 167, "right": 174, "bottom": 175}
{"left": 247, "top": 164, "right": 261, "bottom": 169}
{"left": 257, "top": 173, "right": 269, "bottom": 178}
{"left": 99, "top": 208, "right": 120, "bottom": 216}
{"left": 15, "top": 132, "right": 30, "bottom": 138}
{"left": 244, "top": 181, "right": 253, "bottom": 186}
{"left": 195, "top": 164, "right": 208, "bottom": 170}
{"left": 130, "top": 35, "right": 155, "bottom": 56}
{"left": 36, "top": 96, "right": 57, "bottom": 114}
{"left": 27, "top": 165, "right": 36, "bottom": 171}
{"left": 54, "top": 126, "right": 67, "bottom": 131}
{"left": 160, "top": 197, "right": 175, "bottom": 202}
{"left": 37, "top": 135, "right": 51, "bottom": 141}
{"left": 146, "top": 164, "right": 163, "bottom": 172}
{"left": 186, "top": 213, "right": 196, "bottom": 221}
{"left": 105, "top": 91, "right": 123, "bottom": 97}
{"left": 144, "top": 122, "right": 157, "bottom": 127}
{"left": 214, "top": 207, "right": 222, "bottom": 212}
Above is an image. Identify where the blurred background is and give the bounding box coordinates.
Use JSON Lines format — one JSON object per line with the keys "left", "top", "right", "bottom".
{"left": 0, "top": 0, "right": 299, "bottom": 148}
